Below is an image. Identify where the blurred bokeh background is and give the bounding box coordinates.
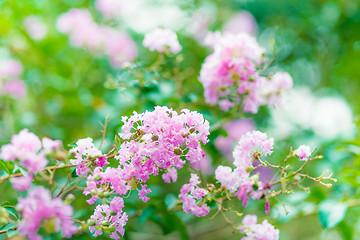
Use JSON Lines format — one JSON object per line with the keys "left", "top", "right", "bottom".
{"left": 0, "top": 0, "right": 360, "bottom": 239}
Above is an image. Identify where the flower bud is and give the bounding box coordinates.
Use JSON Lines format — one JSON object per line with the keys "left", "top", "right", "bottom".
{"left": 103, "top": 192, "right": 111, "bottom": 198}
{"left": 151, "top": 135, "right": 159, "bottom": 141}
{"left": 94, "top": 175, "right": 102, "bottom": 181}
{"left": 64, "top": 193, "right": 75, "bottom": 204}
{"left": 87, "top": 219, "right": 96, "bottom": 226}
{"left": 101, "top": 221, "right": 110, "bottom": 227}
{"left": 109, "top": 211, "right": 117, "bottom": 216}
{"left": 189, "top": 127, "right": 195, "bottom": 133}
{"left": 174, "top": 148, "right": 182, "bottom": 155}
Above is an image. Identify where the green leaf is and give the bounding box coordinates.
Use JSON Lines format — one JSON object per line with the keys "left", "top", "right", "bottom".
{"left": 6, "top": 229, "right": 18, "bottom": 238}
{"left": 318, "top": 200, "right": 347, "bottom": 228}
{"left": 164, "top": 194, "right": 178, "bottom": 210}
{"left": 138, "top": 206, "right": 155, "bottom": 225}
{"left": 0, "top": 160, "right": 10, "bottom": 175}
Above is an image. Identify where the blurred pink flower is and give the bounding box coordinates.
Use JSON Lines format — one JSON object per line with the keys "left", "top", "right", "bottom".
{"left": 57, "top": 9, "right": 137, "bottom": 68}
{"left": 24, "top": 16, "right": 48, "bottom": 40}
{"left": 143, "top": 28, "right": 182, "bottom": 54}
{"left": 191, "top": 153, "right": 213, "bottom": 174}
{"left": 0, "top": 59, "right": 23, "bottom": 78}
{"left": 215, "top": 119, "right": 255, "bottom": 158}
{"left": 95, "top": 0, "right": 125, "bottom": 18}
{"left": 223, "top": 11, "right": 258, "bottom": 36}
{"left": 2, "top": 79, "right": 26, "bottom": 98}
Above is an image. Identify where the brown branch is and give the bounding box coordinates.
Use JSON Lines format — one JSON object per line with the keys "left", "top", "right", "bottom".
{"left": 0, "top": 226, "right": 17, "bottom": 234}
{"left": 0, "top": 164, "right": 74, "bottom": 183}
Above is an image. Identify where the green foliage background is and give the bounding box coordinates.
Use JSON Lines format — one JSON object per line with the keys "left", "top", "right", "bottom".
{"left": 0, "top": 0, "right": 359, "bottom": 239}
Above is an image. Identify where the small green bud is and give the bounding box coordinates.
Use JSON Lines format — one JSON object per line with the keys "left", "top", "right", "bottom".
{"left": 108, "top": 225, "right": 116, "bottom": 232}
{"left": 103, "top": 192, "right": 111, "bottom": 198}
{"left": 94, "top": 175, "right": 102, "bottom": 181}
{"left": 109, "top": 211, "right": 117, "bottom": 216}
{"left": 100, "top": 211, "right": 107, "bottom": 217}
{"left": 91, "top": 189, "right": 97, "bottom": 196}
{"left": 189, "top": 127, "right": 195, "bottom": 133}
{"left": 64, "top": 193, "right": 75, "bottom": 204}
{"left": 101, "top": 221, "right": 110, "bottom": 227}
{"left": 87, "top": 219, "right": 96, "bottom": 226}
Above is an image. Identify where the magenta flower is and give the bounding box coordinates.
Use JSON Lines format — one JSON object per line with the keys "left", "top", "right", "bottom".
{"left": 199, "top": 32, "right": 293, "bottom": 113}
{"left": 179, "top": 174, "right": 210, "bottom": 217}
{"left": 89, "top": 203, "right": 128, "bottom": 239}
{"left": 295, "top": 144, "right": 312, "bottom": 161}
{"left": 70, "top": 137, "right": 108, "bottom": 177}
{"left": 233, "top": 131, "right": 274, "bottom": 169}
{"left": 138, "top": 184, "right": 151, "bottom": 203}
{"left": 17, "top": 186, "right": 78, "bottom": 240}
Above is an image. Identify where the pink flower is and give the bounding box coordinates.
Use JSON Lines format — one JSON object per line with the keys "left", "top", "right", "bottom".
{"left": 2, "top": 79, "right": 26, "bottom": 98}
{"left": 240, "top": 214, "right": 279, "bottom": 240}
{"left": 0, "top": 59, "right": 23, "bottom": 78}
{"left": 215, "top": 119, "right": 255, "bottom": 158}
{"left": 143, "top": 28, "right": 182, "bottom": 54}
{"left": 215, "top": 165, "right": 250, "bottom": 193}
{"left": 23, "top": 16, "right": 48, "bottom": 40}
{"left": 0, "top": 129, "right": 47, "bottom": 174}
{"left": 223, "top": 11, "right": 258, "bottom": 36}
{"left": 95, "top": 0, "right": 125, "bottom": 18}
{"left": 199, "top": 32, "right": 293, "bottom": 113}
{"left": 17, "top": 186, "right": 78, "bottom": 240}
{"left": 89, "top": 204, "right": 128, "bottom": 239}
{"left": 191, "top": 153, "right": 213, "bottom": 174}
{"left": 138, "top": 184, "right": 151, "bottom": 203}
{"left": 42, "top": 137, "right": 62, "bottom": 152}
{"left": 104, "top": 29, "right": 137, "bottom": 68}
{"left": 11, "top": 174, "right": 33, "bottom": 191}
{"left": 56, "top": 9, "right": 136, "bottom": 68}
{"left": 179, "top": 174, "right": 210, "bottom": 217}
{"left": 116, "top": 106, "right": 209, "bottom": 185}
{"left": 233, "top": 131, "right": 274, "bottom": 169}
{"left": 261, "top": 72, "right": 293, "bottom": 107}
{"left": 265, "top": 200, "right": 270, "bottom": 214}
{"left": 162, "top": 167, "right": 178, "bottom": 183}
{"left": 70, "top": 137, "right": 107, "bottom": 177}
{"left": 295, "top": 144, "right": 312, "bottom": 161}
{"left": 110, "top": 197, "right": 125, "bottom": 213}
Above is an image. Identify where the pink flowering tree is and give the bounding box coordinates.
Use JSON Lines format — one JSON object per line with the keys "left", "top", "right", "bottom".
{"left": 1, "top": 1, "right": 356, "bottom": 240}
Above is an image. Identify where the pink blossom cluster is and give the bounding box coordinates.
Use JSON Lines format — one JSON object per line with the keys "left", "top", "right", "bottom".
{"left": 240, "top": 214, "right": 279, "bottom": 240}
{"left": 117, "top": 106, "right": 209, "bottom": 184}
{"left": 81, "top": 107, "right": 209, "bottom": 237}
{"left": 0, "top": 129, "right": 62, "bottom": 191}
{"left": 143, "top": 28, "right": 182, "bottom": 54}
{"left": 0, "top": 59, "right": 26, "bottom": 98}
{"left": 56, "top": 9, "right": 137, "bottom": 68}
{"left": 16, "top": 186, "right": 78, "bottom": 240}
{"left": 233, "top": 131, "right": 274, "bottom": 169}
{"left": 70, "top": 137, "right": 108, "bottom": 177}
{"left": 179, "top": 173, "right": 210, "bottom": 217}
{"left": 95, "top": 0, "right": 125, "bottom": 19}
{"left": 215, "top": 131, "right": 274, "bottom": 207}
{"left": 83, "top": 167, "right": 128, "bottom": 205}
{"left": 294, "top": 144, "right": 312, "bottom": 161}
{"left": 89, "top": 197, "right": 128, "bottom": 239}
{"left": 199, "top": 32, "right": 293, "bottom": 113}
